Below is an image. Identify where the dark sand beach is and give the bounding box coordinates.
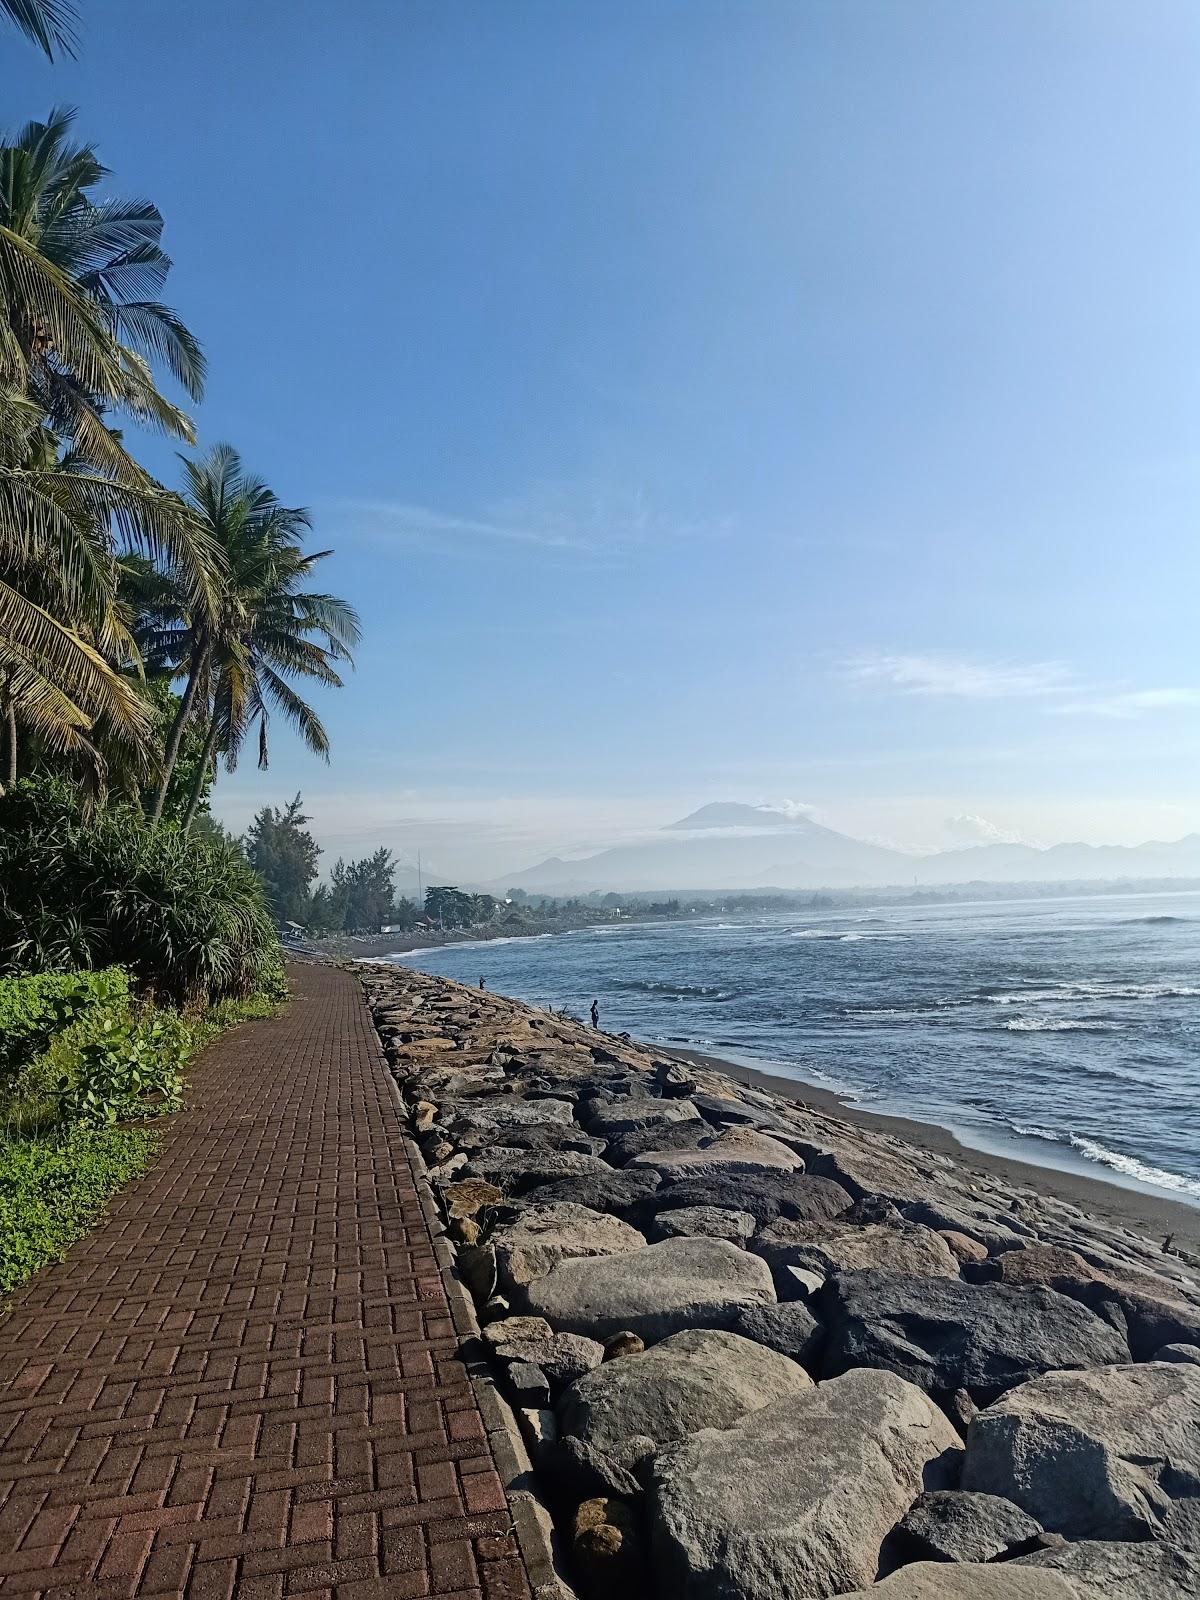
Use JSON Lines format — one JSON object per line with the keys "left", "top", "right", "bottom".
{"left": 675, "top": 1045, "right": 1200, "bottom": 1257}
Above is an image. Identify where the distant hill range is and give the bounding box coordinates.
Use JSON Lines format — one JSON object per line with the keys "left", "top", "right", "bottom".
{"left": 500, "top": 802, "right": 1200, "bottom": 895}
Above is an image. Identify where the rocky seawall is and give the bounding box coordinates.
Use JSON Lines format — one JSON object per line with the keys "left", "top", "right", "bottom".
{"left": 358, "top": 962, "right": 1200, "bottom": 1599}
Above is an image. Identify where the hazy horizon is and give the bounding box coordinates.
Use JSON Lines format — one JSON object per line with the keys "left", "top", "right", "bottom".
{"left": 9, "top": 1, "right": 1199, "bottom": 877}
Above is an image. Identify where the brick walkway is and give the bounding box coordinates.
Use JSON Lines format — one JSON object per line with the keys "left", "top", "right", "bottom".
{"left": 0, "top": 965, "right": 532, "bottom": 1600}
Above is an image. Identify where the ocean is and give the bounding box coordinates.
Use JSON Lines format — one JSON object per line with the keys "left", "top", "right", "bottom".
{"left": 380, "top": 889, "right": 1200, "bottom": 1207}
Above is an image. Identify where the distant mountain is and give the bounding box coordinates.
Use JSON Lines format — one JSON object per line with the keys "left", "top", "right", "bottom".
{"left": 501, "top": 803, "right": 1200, "bottom": 894}
{"left": 504, "top": 803, "right": 913, "bottom": 893}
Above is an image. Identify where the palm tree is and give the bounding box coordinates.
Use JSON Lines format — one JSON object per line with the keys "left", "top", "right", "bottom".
{"left": 148, "top": 445, "right": 360, "bottom": 830}
{"left": 1, "top": 0, "right": 78, "bottom": 59}
{"left": 0, "top": 107, "right": 219, "bottom": 790}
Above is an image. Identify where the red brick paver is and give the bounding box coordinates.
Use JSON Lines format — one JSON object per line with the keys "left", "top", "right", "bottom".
{"left": 0, "top": 966, "right": 531, "bottom": 1599}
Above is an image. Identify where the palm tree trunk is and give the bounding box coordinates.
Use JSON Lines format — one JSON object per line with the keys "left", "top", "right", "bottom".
{"left": 4, "top": 701, "right": 15, "bottom": 789}
{"left": 181, "top": 716, "right": 219, "bottom": 834}
{"left": 150, "top": 648, "right": 206, "bottom": 823}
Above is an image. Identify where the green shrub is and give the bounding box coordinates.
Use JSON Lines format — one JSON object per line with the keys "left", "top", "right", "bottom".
{"left": 0, "top": 1125, "right": 159, "bottom": 1295}
{"left": 0, "top": 969, "right": 132, "bottom": 1079}
{"left": 55, "top": 1009, "right": 189, "bottom": 1127}
{"left": 0, "top": 780, "right": 286, "bottom": 1007}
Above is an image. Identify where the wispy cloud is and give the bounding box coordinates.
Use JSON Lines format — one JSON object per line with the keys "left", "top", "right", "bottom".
{"left": 845, "top": 652, "right": 1075, "bottom": 699}
{"left": 845, "top": 651, "right": 1200, "bottom": 721}
{"left": 326, "top": 481, "right": 735, "bottom": 558}
{"left": 328, "top": 500, "right": 593, "bottom": 551}
{"left": 1049, "top": 687, "right": 1200, "bottom": 719}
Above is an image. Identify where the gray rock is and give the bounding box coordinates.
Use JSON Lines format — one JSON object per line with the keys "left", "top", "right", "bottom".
{"left": 524, "top": 1236, "right": 776, "bottom": 1343}
{"left": 789, "top": 1134, "right": 931, "bottom": 1208}
{"left": 559, "top": 1327, "right": 811, "bottom": 1468}
{"left": 1015, "top": 1538, "right": 1200, "bottom": 1599}
{"left": 1156, "top": 1342, "right": 1200, "bottom": 1365}
{"left": 728, "top": 1300, "right": 823, "bottom": 1368}
{"left": 651, "top": 1205, "right": 757, "bottom": 1245}
{"left": 604, "top": 1118, "right": 713, "bottom": 1168}
{"left": 490, "top": 1124, "right": 608, "bottom": 1157}
{"left": 482, "top": 1313, "right": 553, "bottom": 1348}
{"left": 963, "top": 1360, "right": 1200, "bottom": 1539}
{"left": 583, "top": 1099, "right": 701, "bottom": 1136}
{"left": 648, "top": 1367, "right": 962, "bottom": 1600}
{"left": 517, "top": 1168, "right": 662, "bottom": 1223}
{"left": 837, "top": 1564, "right": 1075, "bottom": 1598}
{"left": 630, "top": 1125, "right": 805, "bottom": 1178}
{"left": 755, "top": 1218, "right": 958, "bottom": 1282}
{"left": 507, "top": 1360, "right": 551, "bottom": 1408}
{"left": 902, "top": 1199, "right": 1028, "bottom": 1255}
{"left": 823, "top": 1270, "right": 1130, "bottom": 1403}
{"left": 891, "top": 1490, "right": 1041, "bottom": 1564}
{"left": 534, "top": 1433, "right": 643, "bottom": 1502}
{"left": 448, "top": 1097, "right": 575, "bottom": 1130}
{"left": 490, "top": 1329, "right": 605, "bottom": 1394}
{"left": 463, "top": 1149, "right": 612, "bottom": 1195}
{"left": 655, "top": 1060, "right": 696, "bottom": 1097}
{"left": 649, "top": 1172, "right": 853, "bottom": 1228}
{"left": 489, "top": 1202, "right": 646, "bottom": 1299}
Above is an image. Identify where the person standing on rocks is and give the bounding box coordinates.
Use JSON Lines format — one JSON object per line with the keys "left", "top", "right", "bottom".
{"left": 590, "top": 998, "right": 600, "bottom": 1028}
{"left": 479, "top": 977, "right": 486, "bottom": 990}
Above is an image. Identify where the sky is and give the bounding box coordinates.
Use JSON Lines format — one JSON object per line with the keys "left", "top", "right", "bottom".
{"left": 6, "top": 1, "right": 1200, "bottom": 882}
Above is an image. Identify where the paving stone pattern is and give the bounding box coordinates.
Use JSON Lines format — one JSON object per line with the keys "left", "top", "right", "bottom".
{"left": 0, "top": 965, "right": 532, "bottom": 1600}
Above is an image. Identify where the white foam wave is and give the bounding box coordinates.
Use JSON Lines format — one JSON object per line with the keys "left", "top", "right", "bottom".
{"left": 1009, "top": 1123, "right": 1200, "bottom": 1199}
{"left": 1001, "top": 1018, "right": 1120, "bottom": 1033}
{"left": 1067, "top": 1136, "right": 1200, "bottom": 1199}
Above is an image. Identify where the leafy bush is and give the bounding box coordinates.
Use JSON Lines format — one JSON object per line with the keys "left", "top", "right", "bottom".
{"left": 0, "top": 1125, "right": 159, "bottom": 1296}
{"left": 0, "top": 780, "right": 286, "bottom": 1007}
{"left": 55, "top": 1009, "right": 189, "bottom": 1127}
{"left": 0, "top": 969, "right": 132, "bottom": 1079}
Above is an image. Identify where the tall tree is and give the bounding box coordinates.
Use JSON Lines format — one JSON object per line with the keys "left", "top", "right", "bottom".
{"left": 0, "top": 108, "right": 217, "bottom": 789}
{"left": 147, "top": 444, "right": 359, "bottom": 827}
{"left": 245, "top": 795, "right": 320, "bottom": 926}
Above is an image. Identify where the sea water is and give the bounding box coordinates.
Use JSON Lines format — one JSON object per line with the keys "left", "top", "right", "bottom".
{"left": 382, "top": 889, "right": 1200, "bottom": 1206}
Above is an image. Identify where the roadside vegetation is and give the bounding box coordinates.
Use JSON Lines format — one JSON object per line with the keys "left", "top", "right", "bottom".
{"left": 0, "top": 8, "right": 358, "bottom": 1296}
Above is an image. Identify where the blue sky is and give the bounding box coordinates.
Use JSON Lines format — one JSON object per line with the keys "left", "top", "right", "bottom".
{"left": 6, "top": 1, "right": 1200, "bottom": 878}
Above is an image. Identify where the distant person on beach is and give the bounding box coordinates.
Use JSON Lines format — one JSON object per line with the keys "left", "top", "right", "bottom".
{"left": 590, "top": 999, "right": 600, "bottom": 1028}
{"left": 479, "top": 977, "right": 486, "bottom": 990}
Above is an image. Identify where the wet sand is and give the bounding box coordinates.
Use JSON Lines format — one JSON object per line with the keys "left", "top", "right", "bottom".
{"left": 673, "top": 1046, "right": 1200, "bottom": 1258}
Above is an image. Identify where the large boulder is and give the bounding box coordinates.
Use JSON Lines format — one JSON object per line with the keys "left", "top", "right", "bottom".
{"left": 822, "top": 1270, "right": 1130, "bottom": 1403}
{"left": 902, "top": 1198, "right": 1028, "bottom": 1256}
{"left": 837, "top": 1564, "right": 1075, "bottom": 1598}
{"left": 648, "top": 1367, "right": 962, "bottom": 1600}
{"left": 461, "top": 1149, "right": 612, "bottom": 1195}
{"left": 889, "top": 1490, "right": 1041, "bottom": 1564}
{"left": 990, "top": 1245, "right": 1200, "bottom": 1358}
{"left": 728, "top": 1300, "right": 823, "bottom": 1368}
{"left": 789, "top": 1133, "right": 932, "bottom": 1208}
{"left": 524, "top": 1237, "right": 776, "bottom": 1343}
{"left": 649, "top": 1172, "right": 853, "bottom": 1228}
{"left": 583, "top": 1099, "right": 701, "bottom": 1137}
{"left": 962, "top": 1360, "right": 1200, "bottom": 1539}
{"left": 651, "top": 1205, "right": 757, "bottom": 1245}
{"left": 447, "top": 1097, "right": 575, "bottom": 1130}
{"left": 754, "top": 1219, "right": 958, "bottom": 1282}
{"left": 517, "top": 1167, "right": 662, "bottom": 1223}
{"left": 604, "top": 1119, "right": 713, "bottom": 1168}
{"left": 489, "top": 1203, "right": 646, "bottom": 1299}
{"left": 559, "top": 1328, "right": 811, "bottom": 1467}
{"left": 1014, "top": 1538, "right": 1200, "bottom": 1599}
{"left": 630, "top": 1125, "right": 805, "bottom": 1179}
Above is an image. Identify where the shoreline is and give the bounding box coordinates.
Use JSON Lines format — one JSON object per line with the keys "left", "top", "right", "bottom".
{"left": 364, "top": 923, "right": 1200, "bottom": 1256}
{"left": 671, "top": 1044, "right": 1200, "bottom": 1256}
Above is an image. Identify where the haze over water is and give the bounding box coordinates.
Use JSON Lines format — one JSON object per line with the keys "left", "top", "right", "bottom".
{"left": 386, "top": 889, "right": 1200, "bottom": 1207}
